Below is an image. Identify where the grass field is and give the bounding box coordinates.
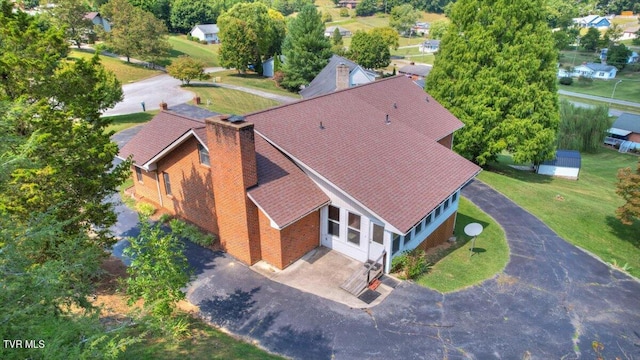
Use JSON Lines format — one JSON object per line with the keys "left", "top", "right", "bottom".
{"left": 557, "top": 74, "right": 640, "bottom": 103}
{"left": 213, "top": 70, "right": 300, "bottom": 98}
{"left": 69, "top": 50, "right": 161, "bottom": 83}
{"left": 165, "top": 35, "right": 220, "bottom": 67}
{"left": 416, "top": 198, "right": 509, "bottom": 293}
{"left": 104, "top": 111, "right": 158, "bottom": 134}
{"left": 559, "top": 94, "right": 640, "bottom": 114}
{"left": 188, "top": 85, "right": 280, "bottom": 114}
{"left": 477, "top": 151, "right": 640, "bottom": 278}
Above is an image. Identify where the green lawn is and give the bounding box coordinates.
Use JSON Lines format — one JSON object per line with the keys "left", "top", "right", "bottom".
{"left": 558, "top": 94, "right": 640, "bottom": 114}
{"left": 188, "top": 85, "right": 280, "bottom": 114}
{"left": 558, "top": 50, "right": 600, "bottom": 68}
{"left": 478, "top": 151, "right": 640, "bottom": 278}
{"left": 69, "top": 50, "right": 162, "bottom": 84}
{"left": 213, "top": 70, "right": 300, "bottom": 98}
{"left": 165, "top": 35, "right": 220, "bottom": 67}
{"left": 105, "top": 111, "right": 158, "bottom": 134}
{"left": 557, "top": 72, "right": 640, "bottom": 103}
{"left": 416, "top": 198, "right": 509, "bottom": 293}
{"left": 123, "top": 313, "right": 283, "bottom": 359}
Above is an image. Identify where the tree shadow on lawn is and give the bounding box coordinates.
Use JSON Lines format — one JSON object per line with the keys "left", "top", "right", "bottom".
{"left": 605, "top": 215, "right": 640, "bottom": 249}
{"left": 484, "top": 161, "right": 553, "bottom": 185}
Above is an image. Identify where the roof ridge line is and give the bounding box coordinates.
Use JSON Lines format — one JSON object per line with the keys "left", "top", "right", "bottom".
{"left": 244, "top": 75, "right": 405, "bottom": 118}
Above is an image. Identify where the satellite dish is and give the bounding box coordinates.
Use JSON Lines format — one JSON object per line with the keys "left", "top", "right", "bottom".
{"left": 464, "top": 223, "right": 483, "bottom": 237}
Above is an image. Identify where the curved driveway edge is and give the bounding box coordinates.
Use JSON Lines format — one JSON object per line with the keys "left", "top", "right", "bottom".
{"left": 109, "top": 123, "right": 640, "bottom": 359}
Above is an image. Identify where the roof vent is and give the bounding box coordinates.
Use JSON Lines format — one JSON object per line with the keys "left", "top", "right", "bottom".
{"left": 320, "top": 121, "right": 325, "bottom": 130}
{"left": 228, "top": 115, "right": 245, "bottom": 123}
{"left": 393, "top": 103, "right": 397, "bottom": 109}
{"left": 425, "top": 96, "right": 429, "bottom": 102}
{"left": 385, "top": 114, "right": 391, "bottom": 125}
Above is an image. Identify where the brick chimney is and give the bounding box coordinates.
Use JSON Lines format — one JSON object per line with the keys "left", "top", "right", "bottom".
{"left": 205, "top": 114, "right": 261, "bottom": 265}
{"left": 336, "top": 62, "right": 350, "bottom": 91}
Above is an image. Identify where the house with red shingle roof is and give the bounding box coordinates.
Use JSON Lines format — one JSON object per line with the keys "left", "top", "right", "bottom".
{"left": 118, "top": 76, "right": 480, "bottom": 273}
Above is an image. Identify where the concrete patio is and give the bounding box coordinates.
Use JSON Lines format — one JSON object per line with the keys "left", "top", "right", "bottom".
{"left": 251, "top": 246, "right": 397, "bottom": 308}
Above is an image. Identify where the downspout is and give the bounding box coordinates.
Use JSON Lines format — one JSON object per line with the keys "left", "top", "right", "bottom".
{"left": 155, "top": 171, "right": 163, "bottom": 207}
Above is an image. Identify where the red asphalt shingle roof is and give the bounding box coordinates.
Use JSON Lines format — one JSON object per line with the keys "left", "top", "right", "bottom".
{"left": 118, "top": 110, "right": 328, "bottom": 229}
{"left": 247, "top": 76, "right": 481, "bottom": 233}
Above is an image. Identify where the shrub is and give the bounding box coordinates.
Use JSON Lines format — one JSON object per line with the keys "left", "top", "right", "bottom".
{"left": 559, "top": 77, "right": 573, "bottom": 85}
{"left": 339, "top": 8, "right": 349, "bottom": 17}
{"left": 136, "top": 202, "right": 156, "bottom": 217}
{"left": 577, "top": 75, "right": 593, "bottom": 85}
{"left": 273, "top": 70, "right": 285, "bottom": 87}
{"left": 200, "top": 40, "right": 209, "bottom": 45}
{"left": 391, "top": 249, "right": 431, "bottom": 279}
{"left": 169, "top": 219, "right": 216, "bottom": 247}
{"left": 158, "top": 213, "right": 172, "bottom": 224}
{"left": 322, "top": 12, "right": 333, "bottom": 23}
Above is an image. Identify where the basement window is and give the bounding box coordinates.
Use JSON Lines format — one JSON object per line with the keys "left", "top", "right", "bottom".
{"left": 135, "top": 167, "right": 143, "bottom": 183}
{"left": 198, "top": 144, "right": 210, "bottom": 166}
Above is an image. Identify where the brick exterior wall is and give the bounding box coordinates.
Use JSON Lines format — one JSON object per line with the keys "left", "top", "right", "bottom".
{"left": 279, "top": 211, "right": 321, "bottom": 268}
{"left": 417, "top": 212, "right": 456, "bottom": 251}
{"left": 132, "top": 166, "right": 162, "bottom": 206}
{"left": 207, "top": 116, "right": 261, "bottom": 265}
{"left": 629, "top": 132, "right": 640, "bottom": 143}
{"left": 437, "top": 134, "right": 453, "bottom": 149}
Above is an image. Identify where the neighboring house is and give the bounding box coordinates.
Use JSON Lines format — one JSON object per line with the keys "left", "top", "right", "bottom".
{"left": 418, "top": 40, "right": 440, "bottom": 53}
{"left": 605, "top": 112, "right": 640, "bottom": 153}
{"left": 622, "top": 26, "right": 638, "bottom": 40}
{"left": 299, "top": 55, "right": 377, "bottom": 98}
{"left": 324, "top": 26, "right": 352, "bottom": 37}
{"left": 118, "top": 77, "right": 481, "bottom": 275}
{"left": 573, "top": 15, "right": 611, "bottom": 28}
{"left": 262, "top": 55, "right": 285, "bottom": 78}
{"left": 398, "top": 63, "right": 432, "bottom": 80}
{"left": 600, "top": 48, "right": 639, "bottom": 63}
{"left": 84, "top": 11, "right": 111, "bottom": 32}
{"left": 338, "top": 0, "right": 358, "bottom": 8}
{"left": 190, "top": 24, "right": 219, "bottom": 43}
{"left": 412, "top": 22, "right": 430, "bottom": 36}
{"left": 536, "top": 150, "right": 581, "bottom": 180}
{"left": 557, "top": 63, "right": 617, "bottom": 79}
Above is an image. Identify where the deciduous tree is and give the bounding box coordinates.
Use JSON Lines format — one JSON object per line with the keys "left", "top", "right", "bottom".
{"left": 371, "top": 26, "right": 400, "bottom": 50}
{"left": 557, "top": 99, "right": 610, "bottom": 153}
{"left": 100, "top": 0, "right": 171, "bottom": 63}
{"left": 426, "top": 0, "right": 559, "bottom": 165}
{"left": 348, "top": 30, "right": 390, "bottom": 69}
{"left": 389, "top": 4, "right": 419, "bottom": 35}
{"left": 581, "top": 27, "right": 601, "bottom": 52}
{"left": 170, "top": 0, "right": 220, "bottom": 34}
{"left": 355, "top": 0, "right": 377, "bottom": 16}
{"left": 616, "top": 159, "right": 640, "bottom": 225}
{"left": 218, "top": 3, "right": 285, "bottom": 74}
{"left": 428, "top": 19, "right": 448, "bottom": 40}
{"left": 167, "top": 56, "right": 208, "bottom": 85}
{"left": 280, "top": 4, "right": 331, "bottom": 91}
{"left": 49, "top": 0, "right": 93, "bottom": 48}
{"left": 607, "top": 43, "right": 631, "bottom": 70}
{"left": 125, "top": 217, "right": 192, "bottom": 318}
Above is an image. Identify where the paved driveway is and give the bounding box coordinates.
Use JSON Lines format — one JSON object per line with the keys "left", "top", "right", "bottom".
{"left": 110, "top": 129, "right": 640, "bottom": 359}
{"left": 103, "top": 74, "right": 194, "bottom": 116}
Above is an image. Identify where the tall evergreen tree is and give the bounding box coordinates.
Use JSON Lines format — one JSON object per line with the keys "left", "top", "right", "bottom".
{"left": 280, "top": 4, "right": 331, "bottom": 91}
{"left": 425, "top": 0, "right": 559, "bottom": 165}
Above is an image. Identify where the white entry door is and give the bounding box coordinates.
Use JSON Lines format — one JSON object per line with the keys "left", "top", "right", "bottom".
{"left": 368, "top": 223, "right": 386, "bottom": 265}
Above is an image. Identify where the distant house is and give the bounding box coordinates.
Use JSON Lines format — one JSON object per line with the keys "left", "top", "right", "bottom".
{"left": 622, "top": 26, "right": 638, "bottom": 40}
{"left": 84, "top": 12, "right": 110, "bottom": 32}
{"left": 418, "top": 40, "right": 440, "bottom": 53}
{"left": 337, "top": 0, "right": 358, "bottom": 8}
{"left": 190, "top": 24, "right": 219, "bottom": 43}
{"left": 412, "top": 22, "right": 430, "bottom": 36}
{"left": 537, "top": 150, "right": 581, "bottom": 180}
{"left": 605, "top": 113, "right": 640, "bottom": 153}
{"left": 398, "top": 63, "right": 432, "bottom": 80}
{"left": 324, "top": 26, "right": 352, "bottom": 37}
{"left": 557, "top": 63, "right": 617, "bottom": 79}
{"left": 299, "top": 55, "right": 377, "bottom": 98}
{"left": 573, "top": 15, "right": 611, "bottom": 28}
{"left": 262, "top": 55, "right": 285, "bottom": 78}
{"left": 600, "top": 48, "right": 639, "bottom": 64}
